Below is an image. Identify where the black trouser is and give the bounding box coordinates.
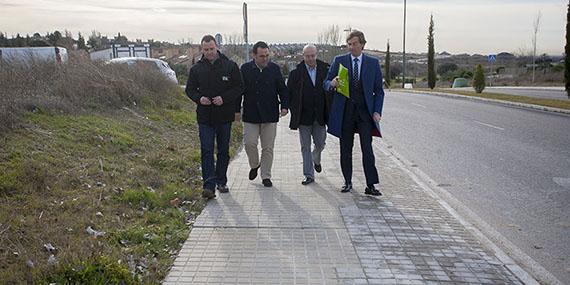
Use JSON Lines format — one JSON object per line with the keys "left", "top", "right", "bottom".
{"left": 340, "top": 101, "right": 379, "bottom": 186}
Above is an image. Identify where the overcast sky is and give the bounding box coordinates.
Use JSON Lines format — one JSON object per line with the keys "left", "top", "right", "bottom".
{"left": 0, "top": 0, "right": 567, "bottom": 55}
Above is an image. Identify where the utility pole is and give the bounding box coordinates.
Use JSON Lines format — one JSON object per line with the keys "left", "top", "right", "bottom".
{"left": 402, "top": 0, "right": 407, "bottom": 88}
{"left": 243, "top": 2, "right": 249, "bottom": 62}
{"left": 532, "top": 11, "right": 541, "bottom": 84}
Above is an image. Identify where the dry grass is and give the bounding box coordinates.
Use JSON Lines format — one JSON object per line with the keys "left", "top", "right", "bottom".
{"left": 0, "top": 54, "right": 243, "bottom": 284}
{"left": 0, "top": 54, "right": 177, "bottom": 134}
{"left": 422, "top": 88, "right": 570, "bottom": 110}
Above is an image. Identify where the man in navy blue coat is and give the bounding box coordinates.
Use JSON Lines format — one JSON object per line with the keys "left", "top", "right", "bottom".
{"left": 237, "top": 41, "right": 289, "bottom": 188}
{"left": 324, "top": 30, "right": 385, "bottom": 196}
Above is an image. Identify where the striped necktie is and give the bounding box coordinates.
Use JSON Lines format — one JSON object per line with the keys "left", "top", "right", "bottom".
{"left": 353, "top": 58, "right": 359, "bottom": 86}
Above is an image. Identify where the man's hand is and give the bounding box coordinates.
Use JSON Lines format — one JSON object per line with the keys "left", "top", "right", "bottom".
{"left": 280, "top": 109, "right": 288, "bottom": 117}
{"left": 200, "top": 96, "right": 212, "bottom": 105}
{"left": 212, "top": 96, "right": 223, "bottom": 106}
{"left": 330, "top": 76, "right": 339, "bottom": 88}
{"left": 235, "top": 112, "right": 241, "bottom": 122}
{"left": 373, "top": 112, "right": 382, "bottom": 123}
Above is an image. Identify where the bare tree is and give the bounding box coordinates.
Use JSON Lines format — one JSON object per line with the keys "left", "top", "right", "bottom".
{"left": 532, "top": 11, "right": 542, "bottom": 84}
{"left": 317, "top": 25, "right": 341, "bottom": 46}
{"left": 224, "top": 33, "right": 244, "bottom": 45}
{"left": 222, "top": 33, "right": 245, "bottom": 65}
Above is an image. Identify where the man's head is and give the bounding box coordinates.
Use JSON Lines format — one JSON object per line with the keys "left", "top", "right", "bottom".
{"left": 200, "top": 35, "right": 219, "bottom": 62}
{"left": 302, "top": 44, "right": 317, "bottom": 68}
{"left": 252, "top": 41, "right": 270, "bottom": 68}
{"left": 346, "top": 30, "right": 366, "bottom": 57}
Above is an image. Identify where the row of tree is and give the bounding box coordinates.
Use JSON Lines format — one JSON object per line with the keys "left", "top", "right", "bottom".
{"left": 0, "top": 31, "right": 87, "bottom": 50}
{"left": 0, "top": 30, "right": 165, "bottom": 51}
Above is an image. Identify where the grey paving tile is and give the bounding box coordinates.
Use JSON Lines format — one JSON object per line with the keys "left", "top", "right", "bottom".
{"left": 164, "top": 118, "right": 524, "bottom": 284}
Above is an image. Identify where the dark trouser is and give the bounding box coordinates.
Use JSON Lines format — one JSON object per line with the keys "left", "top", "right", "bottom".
{"left": 340, "top": 102, "right": 379, "bottom": 186}
{"left": 198, "top": 122, "right": 231, "bottom": 190}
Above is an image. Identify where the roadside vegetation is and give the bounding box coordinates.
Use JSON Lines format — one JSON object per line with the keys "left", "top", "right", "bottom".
{"left": 416, "top": 88, "right": 570, "bottom": 110}
{"left": 0, "top": 54, "right": 242, "bottom": 284}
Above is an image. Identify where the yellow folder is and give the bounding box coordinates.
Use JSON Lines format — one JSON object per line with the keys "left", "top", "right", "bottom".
{"left": 337, "top": 63, "right": 350, "bottom": 98}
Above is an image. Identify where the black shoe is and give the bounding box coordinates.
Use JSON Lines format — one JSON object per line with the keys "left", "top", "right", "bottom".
{"left": 341, "top": 183, "right": 352, "bottom": 193}
{"left": 301, "top": 177, "right": 314, "bottom": 185}
{"left": 202, "top": 188, "right": 216, "bottom": 199}
{"left": 262, "top": 178, "right": 273, "bottom": 187}
{"left": 365, "top": 185, "right": 382, "bottom": 196}
{"left": 249, "top": 165, "right": 260, "bottom": 180}
{"left": 216, "top": 184, "right": 229, "bottom": 193}
{"left": 314, "top": 163, "right": 322, "bottom": 173}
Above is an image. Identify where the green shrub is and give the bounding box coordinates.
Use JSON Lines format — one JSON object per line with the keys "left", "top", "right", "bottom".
{"left": 45, "top": 256, "right": 135, "bottom": 285}
{"left": 473, "top": 64, "right": 486, "bottom": 93}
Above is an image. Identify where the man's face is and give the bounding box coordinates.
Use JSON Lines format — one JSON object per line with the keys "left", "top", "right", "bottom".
{"left": 303, "top": 47, "right": 317, "bottom": 68}
{"left": 254, "top": 47, "right": 270, "bottom": 68}
{"left": 347, "top": 37, "right": 364, "bottom": 57}
{"left": 201, "top": 40, "right": 218, "bottom": 62}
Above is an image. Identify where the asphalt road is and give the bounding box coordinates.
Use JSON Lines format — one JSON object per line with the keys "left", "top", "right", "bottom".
{"left": 380, "top": 91, "right": 570, "bottom": 284}
{"left": 448, "top": 86, "right": 568, "bottom": 100}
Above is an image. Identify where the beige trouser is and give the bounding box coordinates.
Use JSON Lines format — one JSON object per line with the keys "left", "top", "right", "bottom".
{"left": 243, "top": 122, "right": 277, "bottom": 179}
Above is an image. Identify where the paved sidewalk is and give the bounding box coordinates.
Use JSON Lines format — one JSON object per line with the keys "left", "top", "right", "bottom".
{"left": 164, "top": 118, "right": 524, "bottom": 284}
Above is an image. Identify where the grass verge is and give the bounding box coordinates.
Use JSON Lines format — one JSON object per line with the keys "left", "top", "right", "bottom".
{"left": 413, "top": 88, "right": 570, "bottom": 110}
{"left": 0, "top": 57, "right": 243, "bottom": 284}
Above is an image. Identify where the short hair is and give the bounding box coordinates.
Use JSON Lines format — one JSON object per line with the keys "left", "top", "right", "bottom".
{"left": 252, "top": 41, "right": 269, "bottom": 54}
{"left": 346, "top": 30, "right": 366, "bottom": 45}
{"left": 303, "top": 44, "right": 317, "bottom": 53}
{"left": 201, "top": 35, "right": 217, "bottom": 45}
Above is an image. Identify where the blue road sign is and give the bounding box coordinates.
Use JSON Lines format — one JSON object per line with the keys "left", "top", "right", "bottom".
{"left": 488, "top": 54, "right": 497, "bottom": 63}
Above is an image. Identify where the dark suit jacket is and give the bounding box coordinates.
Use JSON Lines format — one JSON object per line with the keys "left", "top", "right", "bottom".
{"left": 286, "top": 59, "right": 331, "bottom": 130}
{"left": 238, "top": 61, "right": 289, "bottom": 124}
{"left": 324, "top": 53, "right": 385, "bottom": 138}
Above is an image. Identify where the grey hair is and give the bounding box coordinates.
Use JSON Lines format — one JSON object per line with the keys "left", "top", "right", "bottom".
{"left": 303, "top": 44, "right": 317, "bottom": 53}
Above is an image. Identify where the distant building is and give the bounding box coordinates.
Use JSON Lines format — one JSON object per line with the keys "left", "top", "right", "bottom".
{"left": 90, "top": 44, "right": 151, "bottom": 61}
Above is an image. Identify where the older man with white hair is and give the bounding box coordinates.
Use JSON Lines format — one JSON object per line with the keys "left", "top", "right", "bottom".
{"left": 287, "top": 44, "right": 331, "bottom": 185}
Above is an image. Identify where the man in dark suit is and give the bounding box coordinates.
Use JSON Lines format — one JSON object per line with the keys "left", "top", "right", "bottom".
{"left": 287, "top": 44, "right": 331, "bottom": 185}
{"left": 324, "top": 30, "right": 385, "bottom": 196}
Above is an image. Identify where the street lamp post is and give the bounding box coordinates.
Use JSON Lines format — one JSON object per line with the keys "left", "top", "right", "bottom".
{"left": 402, "top": 0, "right": 407, "bottom": 88}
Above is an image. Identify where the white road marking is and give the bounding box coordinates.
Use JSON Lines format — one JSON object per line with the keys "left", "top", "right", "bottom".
{"left": 411, "top": 103, "right": 427, "bottom": 108}
{"left": 553, "top": 177, "right": 570, "bottom": 189}
{"left": 474, "top": 120, "right": 505, "bottom": 131}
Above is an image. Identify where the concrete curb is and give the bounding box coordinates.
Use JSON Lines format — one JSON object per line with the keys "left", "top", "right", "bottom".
{"left": 376, "top": 142, "right": 564, "bottom": 285}
{"left": 395, "top": 89, "right": 570, "bottom": 115}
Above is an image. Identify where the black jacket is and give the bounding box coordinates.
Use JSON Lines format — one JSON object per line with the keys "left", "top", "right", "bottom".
{"left": 237, "top": 60, "right": 289, "bottom": 123}
{"left": 185, "top": 52, "right": 243, "bottom": 125}
{"left": 287, "top": 60, "right": 331, "bottom": 130}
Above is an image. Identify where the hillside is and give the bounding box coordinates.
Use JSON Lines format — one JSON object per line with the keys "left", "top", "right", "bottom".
{"left": 0, "top": 56, "right": 242, "bottom": 284}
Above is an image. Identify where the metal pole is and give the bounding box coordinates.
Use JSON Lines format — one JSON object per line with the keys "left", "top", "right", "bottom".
{"left": 243, "top": 2, "right": 249, "bottom": 62}
{"left": 402, "top": 0, "right": 407, "bottom": 88}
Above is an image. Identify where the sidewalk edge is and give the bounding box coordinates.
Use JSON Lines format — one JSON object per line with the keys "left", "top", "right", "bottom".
{"left": 376, "top": 142, "right": 564, "bottom": 285}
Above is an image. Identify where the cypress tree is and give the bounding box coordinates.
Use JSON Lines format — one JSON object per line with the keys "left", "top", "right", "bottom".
{"left": 427, "top": 14, "right": 436, "bottom": 89}
{"left": 385, "top": 40, "right": 391, "bottom": 87}
{"left": 564, "top": 1, "right": 570, "bottom": 98}
{"left": 473, "top": 64, "right": 485, "bottom": 93}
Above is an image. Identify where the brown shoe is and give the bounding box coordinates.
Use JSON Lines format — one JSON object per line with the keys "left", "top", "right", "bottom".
{"left": 202, "top": 188, "right": 216, "bottom": 199}
{"left": 216, "top": 184, "right": 229, "bottom": 193}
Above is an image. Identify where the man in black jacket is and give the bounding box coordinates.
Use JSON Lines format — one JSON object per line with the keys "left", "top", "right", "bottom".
{"left": 237, "top": 41, "right": 289, "bottom": 187}
{"left": 287, "top": 44, "right": 331, "bottom": 185}
{"left": 185, "top": 35, "right": 243, "bottom": 199}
